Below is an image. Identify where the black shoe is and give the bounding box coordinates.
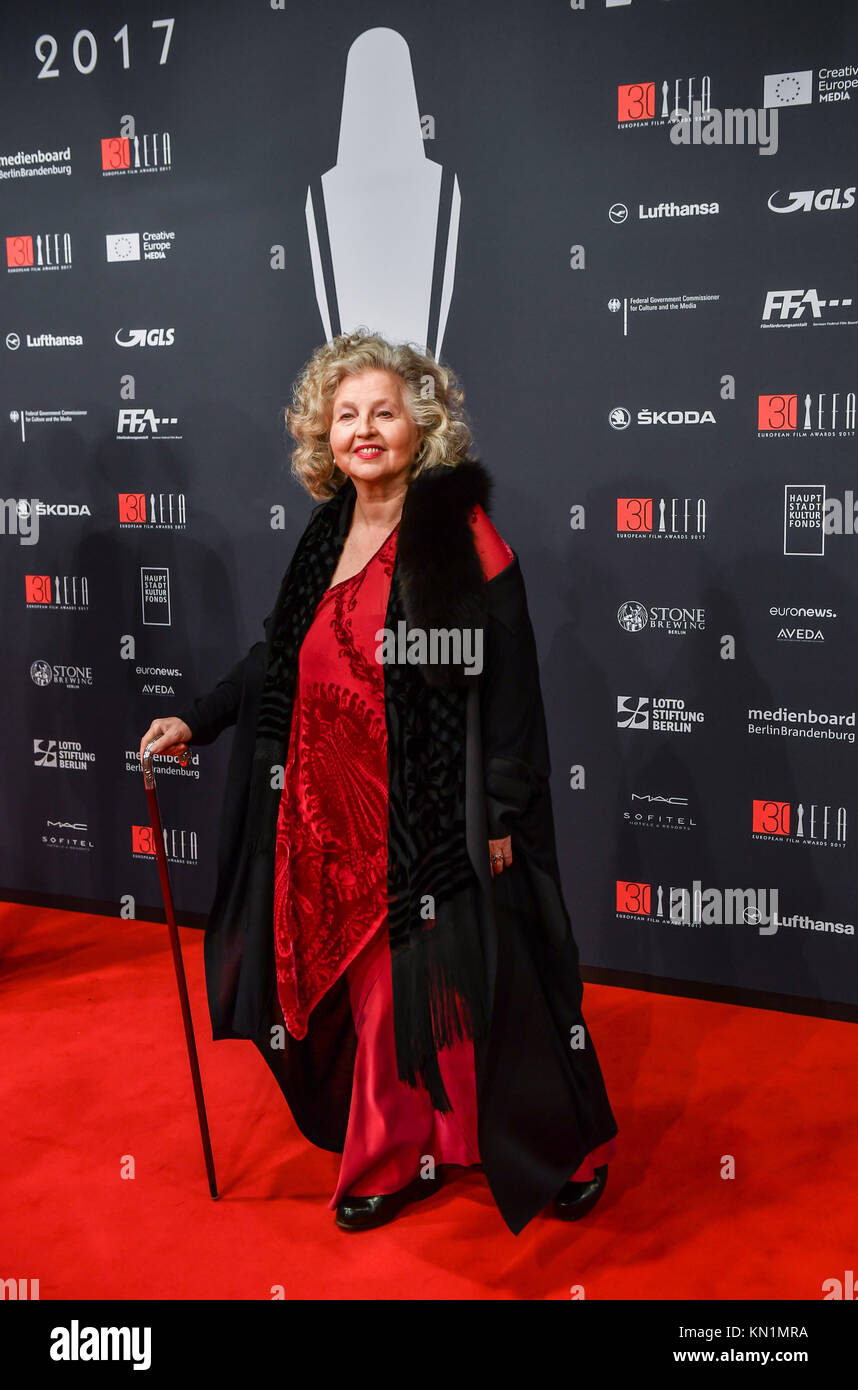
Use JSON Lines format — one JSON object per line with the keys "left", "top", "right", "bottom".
{"left": 335, "top": 1169, "right": 444, "bottom": 1231}
{"left": 553, "top": 1164, "right": 608, "bottom": 1221}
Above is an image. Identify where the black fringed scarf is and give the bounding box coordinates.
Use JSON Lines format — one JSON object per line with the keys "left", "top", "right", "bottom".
{"left": 246, "top": 457, "right": 494, "bottom": 1112}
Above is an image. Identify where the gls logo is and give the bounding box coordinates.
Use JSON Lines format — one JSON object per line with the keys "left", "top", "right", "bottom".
{"left": 115, "top": 328, "right": 175, "bottom": 347}
{"left": 768, "top": 188, "right": 855, "bottom": 214}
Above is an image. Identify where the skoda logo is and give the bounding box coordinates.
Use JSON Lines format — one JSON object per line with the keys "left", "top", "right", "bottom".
{"left": 617, "top": 602, "right": 649, "bottom": 633}
{"left": 609, "top": 407, "right": 631, "bottom": 430}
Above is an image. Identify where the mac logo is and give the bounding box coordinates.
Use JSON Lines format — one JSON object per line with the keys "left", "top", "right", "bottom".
{"left": 305, "top": 27, "right": 461, "bottom": 355}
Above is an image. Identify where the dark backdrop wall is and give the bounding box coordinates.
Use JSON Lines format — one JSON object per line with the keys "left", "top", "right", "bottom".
{"left": 2, "top": 0, "right": 856, "bottom": 1015}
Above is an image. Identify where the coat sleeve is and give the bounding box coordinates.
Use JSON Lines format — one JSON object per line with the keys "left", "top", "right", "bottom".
{"left": 478, "top": 550, "right": 552, "bottom": 841}
{"left": 174, "top": 606, "right": 275, "bottom": 748}
{"left": 469, "top": 504, "right": 514, "bottom": 580}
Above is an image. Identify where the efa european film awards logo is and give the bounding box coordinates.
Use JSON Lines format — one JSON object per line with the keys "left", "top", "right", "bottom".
{"left": 752, "top": 800, "right": 846, "bottom": 846}
{"left": 6, "top": 233, "right": 71, "bottom": 271}
{"left": 617, "top": 76, "right": 712, "bottom": 125}
{"left": 759, "top": 392, "right": 856, "bottom": 438}
{"left": 100, "top": 133, "right": 172, "bottom": 175}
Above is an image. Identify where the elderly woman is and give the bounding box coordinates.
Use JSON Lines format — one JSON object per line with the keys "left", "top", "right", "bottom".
{"left": 139, "top": 329, "right": 617, "bottom": 1235}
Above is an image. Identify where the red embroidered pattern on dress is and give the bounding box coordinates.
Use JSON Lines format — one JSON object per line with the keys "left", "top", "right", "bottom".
{"left": 273, "top": 510, "right": 509, "bottom": 1040}
{"left": 273, "top": 527, "right": 398, "bottom": 1038}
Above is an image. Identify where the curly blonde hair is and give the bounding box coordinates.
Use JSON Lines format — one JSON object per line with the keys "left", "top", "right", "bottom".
{"left": 285, "top": 327, "right": 475, "bottom": 500}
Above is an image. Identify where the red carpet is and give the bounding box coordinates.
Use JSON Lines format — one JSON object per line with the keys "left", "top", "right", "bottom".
{"left": 1, "top": 901, "right": 855, "bottom": 1300}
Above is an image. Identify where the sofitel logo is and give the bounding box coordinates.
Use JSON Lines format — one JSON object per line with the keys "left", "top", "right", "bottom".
{"left": 43, "top": 818, "right": 93, "bottom": 851}
{"left": 752, "top": 799, "right": 847, "bottom": 846}
{"left": 624, "top": 792, "right": 696, "bottom": 832}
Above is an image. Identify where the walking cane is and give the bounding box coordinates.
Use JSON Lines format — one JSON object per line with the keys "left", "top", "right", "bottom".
{"left": 141, "top": 739, "right": 219, "bottom": 1200}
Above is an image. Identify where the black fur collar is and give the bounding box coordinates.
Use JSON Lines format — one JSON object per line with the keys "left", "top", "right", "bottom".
{"left": 333, "top": 457, "right": 494, "bottom": 648}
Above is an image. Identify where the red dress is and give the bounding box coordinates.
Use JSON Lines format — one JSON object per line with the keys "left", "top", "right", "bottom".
{"left": 273, "top": 504, "right": 616, "bottom": 1203}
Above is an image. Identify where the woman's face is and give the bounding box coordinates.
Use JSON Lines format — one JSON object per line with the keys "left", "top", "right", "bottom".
{"left": 329, "top": 369, "right": 422, "bottom": 490}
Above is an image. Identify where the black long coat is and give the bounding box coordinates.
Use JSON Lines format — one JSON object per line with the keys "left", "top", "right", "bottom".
{"left": 177, "top": 462, "right": 618, "bottom": 1235}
